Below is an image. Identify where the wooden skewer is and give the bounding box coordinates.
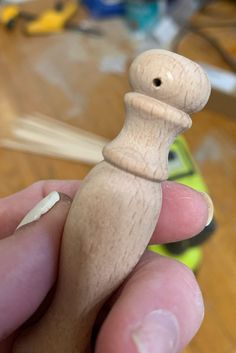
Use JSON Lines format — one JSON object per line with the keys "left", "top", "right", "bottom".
{"left": 0, "top": 113, "right": 107, "bottom": 164}
{"left": 0, "top": 138, "right": 104, "bottom": 164}
{"left": 19, "top": 113, "right": 107, "bottom": 148}
{"left": 13, "top": 49, "right": 211, "bottom": 353}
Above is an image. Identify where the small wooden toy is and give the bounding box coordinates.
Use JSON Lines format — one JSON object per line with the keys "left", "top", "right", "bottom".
{"left": 13, "top": 49, "right": 211, "bottom": 353}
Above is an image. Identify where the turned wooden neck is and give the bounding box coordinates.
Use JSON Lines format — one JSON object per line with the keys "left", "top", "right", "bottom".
{"left": 103, "top": 92, "right": 192, "bottom": 181}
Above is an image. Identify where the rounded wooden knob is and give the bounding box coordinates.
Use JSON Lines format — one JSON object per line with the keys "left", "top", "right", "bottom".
{"left": 129, "top": 49, "right": 211, "bottom": 113}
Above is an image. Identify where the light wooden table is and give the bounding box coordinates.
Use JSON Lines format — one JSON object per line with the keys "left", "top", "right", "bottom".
{"left": 0, "top": 1, "right": 235, "bottom": 352}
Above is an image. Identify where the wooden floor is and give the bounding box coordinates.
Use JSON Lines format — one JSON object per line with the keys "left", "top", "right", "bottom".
{"left": 0, "top": 1, "right": 235, "bottom": 352}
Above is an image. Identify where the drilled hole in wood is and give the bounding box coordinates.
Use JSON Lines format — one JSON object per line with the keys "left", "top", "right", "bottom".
{"left": 152, "top": 78, "right": 162, "bottom": 88}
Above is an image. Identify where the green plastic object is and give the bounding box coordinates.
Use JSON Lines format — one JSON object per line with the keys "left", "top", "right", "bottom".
{"left": 150, "top": 135, "right": 214, "bottom": 272}
{"left": 168, "top": 135, "right": 208, "bottom": 193}
{"left": 149, "top": 244, "right": 202, "bottom": 272}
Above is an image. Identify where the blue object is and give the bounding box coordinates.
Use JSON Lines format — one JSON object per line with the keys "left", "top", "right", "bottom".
{"left": 82, "top": 0, "right": 124, "bottom": 18}
{"left": 124, "top": 0, "right": 160, "bottom": 33}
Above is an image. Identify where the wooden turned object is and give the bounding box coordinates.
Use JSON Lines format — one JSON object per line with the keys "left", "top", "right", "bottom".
{"left": 13, "top": 49, "right": 211, "bottom": 353}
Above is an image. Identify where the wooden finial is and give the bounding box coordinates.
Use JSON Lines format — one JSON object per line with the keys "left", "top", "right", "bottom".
{"left": 129, "top": 49, "right": 210, "bottom": 113}
{"left": 13, "top": 50, "right": 211, "bottom": 353}
{"left": 104, "top": 49, "right": 210, "bottom": 181}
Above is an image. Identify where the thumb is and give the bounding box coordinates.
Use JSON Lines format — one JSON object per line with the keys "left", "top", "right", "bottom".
{"left": 0, "top": 192, "right": 71, "bottom": 341}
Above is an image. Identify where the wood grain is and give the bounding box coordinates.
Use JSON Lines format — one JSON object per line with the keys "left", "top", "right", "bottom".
{"left": 0, "top": 1, "right": 235, "bottom": 352}
{"left": 14, "top": 162, "right": 162, "bottom": 353}
{"left": 13, "top": 49, "right": 210, "bottom": 352}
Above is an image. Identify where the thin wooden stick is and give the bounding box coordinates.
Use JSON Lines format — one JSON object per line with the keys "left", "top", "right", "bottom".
{"left": 0, "top": 113, "right": 107, "bottom": 164}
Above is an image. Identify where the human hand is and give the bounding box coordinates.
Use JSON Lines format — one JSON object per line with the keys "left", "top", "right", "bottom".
{"left": 0, "top": 180, "right": 213, "bottom": 353}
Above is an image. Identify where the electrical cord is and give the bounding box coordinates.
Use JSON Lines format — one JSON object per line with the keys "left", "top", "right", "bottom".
{"left": 172, "top": 25, "right": 236, "bottom": 72}
{"left": 200, "top": 0, "right": 236, "bottom": 19}
{"left": 172, "top": 1, "right": 236, "bottom": 73}
{"left": 192, "top": 20, "right": 236, "bottom": 28}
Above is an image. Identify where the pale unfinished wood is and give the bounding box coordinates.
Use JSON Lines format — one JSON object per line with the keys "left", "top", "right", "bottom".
{"left": 13, "top": 49, "right": 210, "bottom": 353}
{"left": 0, "top": 113, "right": 106, "bottom": 164}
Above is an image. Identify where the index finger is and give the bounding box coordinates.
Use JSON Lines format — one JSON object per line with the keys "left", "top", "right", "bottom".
{"left": 0, "top": 180, "right": 80, "bottom": 239}
{"left": 0, "top": 180, "right": 211, "bottom": 243}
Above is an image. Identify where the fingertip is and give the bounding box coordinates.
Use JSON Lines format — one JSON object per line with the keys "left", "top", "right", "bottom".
{"left": 152, "top": 181, "right": 213, "bottom": 243}
{"left": 41, "top": 180, "right": 80, "bottom": 199}
{"left": 200, "top": 191, "right": 214, "bottom": 227}
{"left": 0, "top": 180, "right": 79, "bottom": 239}
{"left": 96, "top": 252, "right": 204, "bottom": 353}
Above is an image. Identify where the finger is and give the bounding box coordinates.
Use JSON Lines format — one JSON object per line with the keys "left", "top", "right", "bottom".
{"left": 96, "top": 251, "right": 204, "bottom": 353}
{"left": 0, "top": 180, "right": 80, "bottom": 239}
{"left": 0, "top": 180, "right": 212, "bottom": 245}
{"left": 0, "top": 192, "right": 71, "bottom": 341}
{"left": 151, "top": 181, "right": 213, "bottom": 244}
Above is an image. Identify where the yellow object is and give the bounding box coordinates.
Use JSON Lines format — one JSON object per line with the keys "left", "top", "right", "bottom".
{"left": 25, "top": 2, "right": 77, "bottom": 35}
{"left": 0, "top": 5, "right": 20, "bottom": 27}
{"left": 168, "top": 135, "right": 209, "bottom": 193}
{"left": 148, "top": 136, "right": 211, "bottom": 271}
{"left": 149, "top": 244, "right": 202, "bottom": 271}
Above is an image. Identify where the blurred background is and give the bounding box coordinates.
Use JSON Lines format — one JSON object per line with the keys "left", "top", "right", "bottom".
{"left": 0, "top": 0, "right": 235, "bottom": 352}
